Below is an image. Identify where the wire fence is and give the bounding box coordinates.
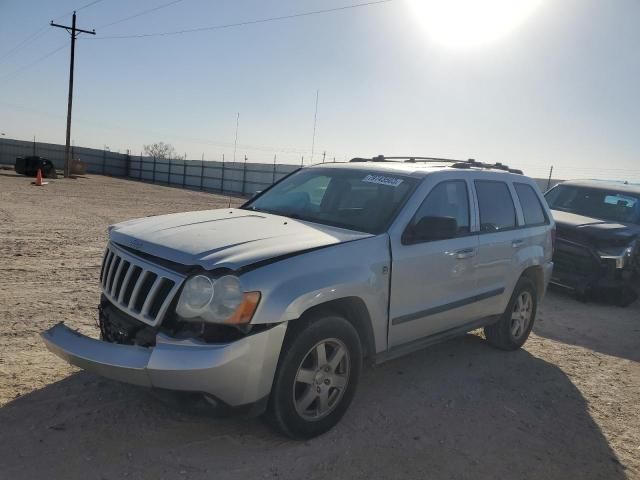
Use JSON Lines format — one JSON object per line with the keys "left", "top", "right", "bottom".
{"left": 1, "top": 136, "right": 567, "bottom": 194}
{"left": 0, "top": 137, "right": 300, "bottom": 196}
{"left": 127, "top": 156, "right": 298, "bottom": 195}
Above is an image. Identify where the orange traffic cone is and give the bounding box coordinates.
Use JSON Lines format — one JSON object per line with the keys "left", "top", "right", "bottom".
{"left": 32, "top": 168, "right": 48, "bottom": 186}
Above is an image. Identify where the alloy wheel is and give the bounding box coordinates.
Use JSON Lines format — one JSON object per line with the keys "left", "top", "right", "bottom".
{"left": 293, "top": 338, "right": 350, "bottom": 421}
{"left": 510, "top": 291, "right": 533, "bottom": 339}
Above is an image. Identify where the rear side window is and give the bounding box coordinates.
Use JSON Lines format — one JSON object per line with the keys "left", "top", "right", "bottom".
{"left": 475, "top": 180, "right": 516, "bottom": 232}
{"left": 514, "top": 183, "right": 547, "bottom": 226}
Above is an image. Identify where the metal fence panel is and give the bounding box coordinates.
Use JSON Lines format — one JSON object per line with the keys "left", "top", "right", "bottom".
{"left": 0, "top": 137, "right": 564, "bottom": 197}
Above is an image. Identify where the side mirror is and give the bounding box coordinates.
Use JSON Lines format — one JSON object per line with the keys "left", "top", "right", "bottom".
{"left": 405, "top": 216, "right": 458, "bottom": 243}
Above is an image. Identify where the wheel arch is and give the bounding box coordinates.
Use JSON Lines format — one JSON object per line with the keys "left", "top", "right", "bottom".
{"left": 520, "top": 264, "right": 545, "bottom": 301}
{"left": 291, "top": 297, "right": 376, "bottom": 360}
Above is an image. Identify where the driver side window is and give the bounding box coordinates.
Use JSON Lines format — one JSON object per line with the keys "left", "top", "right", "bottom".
{"left": 256, "top": 175, "right": 330, "bottom": 214}
{"left": 403, "top": 180, "right": 470, "bottom": 244}
{"left": 288, "top": 175, "right": 331, "bottom": 207}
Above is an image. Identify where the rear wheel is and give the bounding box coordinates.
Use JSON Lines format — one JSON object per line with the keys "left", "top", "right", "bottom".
{"left": 266, "top": 312, "right": 362, "bottom": 439}
{"left": 484, "top": 277, "right": 537, "bottom": 351}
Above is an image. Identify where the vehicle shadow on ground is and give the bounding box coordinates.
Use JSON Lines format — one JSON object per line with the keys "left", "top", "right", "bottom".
{"left": 0, "top": 335, "right": 627, "bottom": 480}
{"left": 535, "top": 289, "right": 640, "bottom": 362}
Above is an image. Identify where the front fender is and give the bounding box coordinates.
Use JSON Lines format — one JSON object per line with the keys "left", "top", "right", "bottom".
{"left": 241, "top": 235, "right": 391, "bottom": 353}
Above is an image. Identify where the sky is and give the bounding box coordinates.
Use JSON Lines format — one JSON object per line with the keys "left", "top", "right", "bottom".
{"left": 0, "top": 0, "right": 639, "bottom": 181}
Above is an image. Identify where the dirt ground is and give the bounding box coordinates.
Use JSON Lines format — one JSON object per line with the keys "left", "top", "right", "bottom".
{"left": 0, "top": 171, "right": 638, "bottom": 480}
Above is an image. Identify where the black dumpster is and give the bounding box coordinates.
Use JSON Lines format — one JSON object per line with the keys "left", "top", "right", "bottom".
{"left": 14, "top": 156, "right": 58, "bottom": 178}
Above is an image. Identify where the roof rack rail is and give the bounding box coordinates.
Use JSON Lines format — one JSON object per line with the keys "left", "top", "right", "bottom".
{"left": 350, "top": 155, "right": 462, "bottom": 164}
{"left": 349, "top": 155, "right": 523, "bottom": 174}
{"left": 451, "top": 159, "right": 523, "bottom": 174}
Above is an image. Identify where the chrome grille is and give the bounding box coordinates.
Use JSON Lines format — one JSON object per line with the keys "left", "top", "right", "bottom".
{"left": 100, "top": 242, "right": 185, "bottom": 326}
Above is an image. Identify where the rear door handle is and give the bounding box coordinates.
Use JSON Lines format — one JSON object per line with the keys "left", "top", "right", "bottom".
{"left": 512, "top": 239, "right": 525, "bottom": 248}
{"left": 455, "top": 248, "right": 477, "bottom": 259}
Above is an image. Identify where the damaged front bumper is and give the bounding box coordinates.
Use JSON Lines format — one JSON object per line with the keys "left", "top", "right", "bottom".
{"left": 41, "top": 322, "right": 287, "bottom": 408}
{"left": 551, "top": 238, "right": 637, "bottom": 294}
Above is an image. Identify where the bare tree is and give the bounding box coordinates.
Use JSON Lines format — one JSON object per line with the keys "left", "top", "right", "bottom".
{"left": 143, "top": 142, "right": 177, "bottom": 159}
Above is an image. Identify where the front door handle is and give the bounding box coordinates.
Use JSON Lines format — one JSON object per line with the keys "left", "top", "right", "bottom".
{"left": 455, "top": 248, "right": 476, "bottom": 259}
{"left": 512, "top": 239, "right": 525, "bottom": 248}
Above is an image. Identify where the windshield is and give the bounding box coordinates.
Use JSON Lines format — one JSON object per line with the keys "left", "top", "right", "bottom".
{"left": 243, "top": 168, "right": 419, "bottom": 234}
{"left": 545, "top": 184, "right": 640, "bottom": 224}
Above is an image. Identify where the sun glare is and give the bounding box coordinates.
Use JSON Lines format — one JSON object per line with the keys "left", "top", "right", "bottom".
{"left": 407, "top": 0, "right": 543, "bottom": 49}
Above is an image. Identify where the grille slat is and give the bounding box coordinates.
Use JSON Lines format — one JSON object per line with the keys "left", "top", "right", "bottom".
{"left": 100, "top": 250, "right": 110, "bottom": 282}
{"left": 141, "top": 277, "right": 163, "bottom": 316}
{"left": 117, "top": 262, "right": 136, "bottom": 304}
{"left": 101, "top": 251, "right": 114, "bottom": 288}
{"left": 100, "top": 242, "right": 184, "bottom": 327}
{"left": 156, "top": 285, "right": 181, "bottom": 323}
{"left": 110, "top": 259, "right": 126, "bottom": 297}
{"left": 105, "top": 255, "right": 119, "bottom": 292}
{"left": 122, "top": 266, "right": 142, "bottom": 306}
{"left": 128, "top": 270, "right": 149, "bottom": 311}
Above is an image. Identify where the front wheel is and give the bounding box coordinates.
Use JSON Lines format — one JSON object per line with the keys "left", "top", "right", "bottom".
{"left": 484, "top": 277, "right": 537, "bottom": 351}
{"left": 265, "top": 313, "right": 362, "bottom": 439}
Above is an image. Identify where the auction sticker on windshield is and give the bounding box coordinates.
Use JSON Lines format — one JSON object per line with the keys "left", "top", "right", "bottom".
{"left": 362, "top": 174, "right": 404, "bottom": 187}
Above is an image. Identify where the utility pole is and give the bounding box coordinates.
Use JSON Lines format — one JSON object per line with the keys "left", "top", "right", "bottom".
{"left": 51, "top": 12, "right": 95, "bottom": 178}
{"left": 310, "top": 89, "right": 319, "bottom": 163}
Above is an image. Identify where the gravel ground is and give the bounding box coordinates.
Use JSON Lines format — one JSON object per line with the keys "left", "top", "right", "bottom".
{"left": 0, "top": 171, "right": 638, "bottom": 480}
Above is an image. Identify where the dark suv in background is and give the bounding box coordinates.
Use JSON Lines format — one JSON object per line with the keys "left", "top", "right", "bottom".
{"left": 545, "top": 180, "right": 640, "bottom": 305}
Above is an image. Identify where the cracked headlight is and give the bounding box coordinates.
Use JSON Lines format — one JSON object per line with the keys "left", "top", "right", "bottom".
{"left": 176, "top": 274, "right": 260, "bottom": 324}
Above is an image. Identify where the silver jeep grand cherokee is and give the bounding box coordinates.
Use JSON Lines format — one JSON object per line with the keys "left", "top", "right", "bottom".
{"left": 42, "top": 156, "right": 554, "bottom": 438}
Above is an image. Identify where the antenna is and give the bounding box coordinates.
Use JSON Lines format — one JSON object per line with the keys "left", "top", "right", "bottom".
{"left": 233, "top": 112, "right": 239, "bottom": 162}
{"left": 310, "top": 89, "right": 319, "bottom": 163}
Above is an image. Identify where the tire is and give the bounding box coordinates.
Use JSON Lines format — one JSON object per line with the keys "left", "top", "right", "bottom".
{"left": 616, "top": 287, "right": 638, "bottom": 307}
{"left": 484, "top": 277, "right": 537, "bottom": 351}
{"left": 265, "top": 312, "right": 362, "bottom": 439}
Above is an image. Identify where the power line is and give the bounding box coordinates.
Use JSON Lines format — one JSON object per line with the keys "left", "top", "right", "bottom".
{"left": 0, "top": 0, "right": 105, "bottom": 64}
{"left": 0, "top": 27, "right": 49, "bottom": 63}
{"left": 75, "top": 0, "right": 105, "bottom": 12}
{"left": 98, "top": 0, "right": 186, "bottom": 29}
{"left": 91, "top": 0, "right": 393, "bottom": 40}
{"left": 0, "top": 43, "right": 67, "bottom": 83}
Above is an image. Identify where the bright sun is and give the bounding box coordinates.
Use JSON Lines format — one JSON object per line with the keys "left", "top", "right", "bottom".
{"left": 407, "top": 0, "right": 543, "bottom": 49}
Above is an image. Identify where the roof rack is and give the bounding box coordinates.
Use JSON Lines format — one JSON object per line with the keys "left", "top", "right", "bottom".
{"left": 349, "top": 155, "right": 523, "bottom": 175}
{"left": 350, "top": 155, "right": 461, "bottom": 164}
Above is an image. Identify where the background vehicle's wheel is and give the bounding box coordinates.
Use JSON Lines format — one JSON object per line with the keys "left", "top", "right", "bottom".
{"left": 615, "top": 287, "right": 638, "bottom": 307}
{"left": 484, "top": 277, "right": 537, "bottom": 351}
{"left": 266, "top": 312, "right": 362, "bottom": 439}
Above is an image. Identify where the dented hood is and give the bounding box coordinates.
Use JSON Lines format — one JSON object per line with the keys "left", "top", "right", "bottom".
{"left": 552, "top": 209, "right": 640, "bottom": 246}
{"left": 109, "top": 208, "right": 371, "bottom": 270}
